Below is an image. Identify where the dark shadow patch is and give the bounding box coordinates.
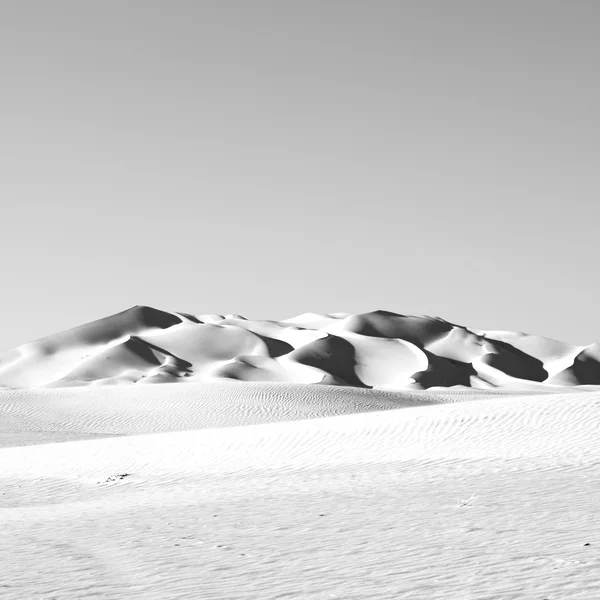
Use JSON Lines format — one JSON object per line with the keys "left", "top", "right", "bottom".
{"left": 254, "top": 335, "right": 294, "bottom": 358}
{"left": 288, "top": 334, "right": 367, "bottom": 388}
{"left": 176, "top": 312, "right": 201, "bottom": 324}
{"left": 136, "top": 338, "right": 193, "bottom": 370}
{"left": 413, "top": 352, "right": 477, "bottom": 388}
{"left": 123, "top": 337, "right": 162, "bottom": 366}
{"left": 561, "top": 346, "right": 600, "bottom": 384}
{"left": 481, "top": 339, "right": 548, "bottom": 382}
{"left": 135, "top": 338, "right": 194, "bottom": 377}
{"left": 125, "top": 305, "right": 183, "bottom": 329}
{"left": 345, "top": 312, "right": 452, "bottom": 347}
{"left": 24, "top": 305, "right": 183, "bottom": 354}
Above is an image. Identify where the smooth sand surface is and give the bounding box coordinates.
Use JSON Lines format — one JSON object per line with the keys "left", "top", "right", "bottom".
{"left": 1, "top": 382, "right": 600, "bottom": 599}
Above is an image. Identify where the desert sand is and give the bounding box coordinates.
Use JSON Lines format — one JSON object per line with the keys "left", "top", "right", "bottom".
{"left": 1, "top": 307, "right": 599, "bottom": 599}
{"left": 1, "top": 306, "right": 599, "bottom": 390}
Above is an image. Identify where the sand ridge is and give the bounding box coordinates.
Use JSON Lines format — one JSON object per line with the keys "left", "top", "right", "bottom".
{"left": 1, "top": 306, "right": 598, "bottom": 389}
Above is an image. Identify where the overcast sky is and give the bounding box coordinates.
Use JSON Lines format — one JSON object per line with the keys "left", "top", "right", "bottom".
{"left": 1, "top": 1, "right": 599, "bottom": 349}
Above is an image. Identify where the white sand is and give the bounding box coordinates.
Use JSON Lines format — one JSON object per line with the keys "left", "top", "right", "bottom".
{"left": 1, "top": 382, "right": 600, "bottom": 599}
{"left": 2, "top": 308, "right": 600, "bottom": 598}
{"left": 0, "top": 306, "right": 600, "bottom": 390}
{"left": 1, "top": 306, "right": 599, "bottom": 389}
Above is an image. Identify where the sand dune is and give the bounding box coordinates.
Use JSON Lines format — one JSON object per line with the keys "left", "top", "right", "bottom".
{"left": 1, "top": 306, "right": 597, "bottom": 389}
{"left": 2, "top": 307, "right": 600, "bottom": 598}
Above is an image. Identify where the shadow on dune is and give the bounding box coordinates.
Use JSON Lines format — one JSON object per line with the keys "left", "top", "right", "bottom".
{"left": 413, "top": 352, "right": 477, "bottom": 388}
{"left": 556, "top": 344, "right": 600, "bottom": 385}
{"left": 288, "top": 334, "right": 367, "bottom": 388}
{"left": 342, "top": 311, "right": 453, "bottom": 347}
{"left": 56, "top": 337, "right": 194, "bottom": 386}
{"left": 482, "top": 340, "right": 548, "bottom": 382}
{"left": 136, "top": 339, "right": 193, "bottom": 371}
{"left": 176, "top": 312, "right": 201, "bottom": 324}
{"left": 254, "top": 335, "right": 294, "bottom": 358}
{"left": 28, "top": 305, "right": 182, "bottom": 355}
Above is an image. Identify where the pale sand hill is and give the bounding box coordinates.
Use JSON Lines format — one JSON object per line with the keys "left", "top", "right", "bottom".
{"left": 1, "top": 305, "right": 599, "bottom": 389}
{"left": 1, "top": 307, "right": 600, "bottom": 598}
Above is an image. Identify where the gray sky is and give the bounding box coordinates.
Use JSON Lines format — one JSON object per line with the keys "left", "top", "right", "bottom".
{"left": 1, "top": 1, "right": 599, "bottom": 349}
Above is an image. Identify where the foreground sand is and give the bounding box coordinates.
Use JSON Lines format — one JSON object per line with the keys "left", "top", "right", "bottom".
{"left": 1, "top": 382, "right": 599, "bottom": 599}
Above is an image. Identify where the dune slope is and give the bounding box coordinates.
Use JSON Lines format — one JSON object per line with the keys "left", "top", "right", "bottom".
{"left": 1, "top": 306, "right": 597, "bottom": 389}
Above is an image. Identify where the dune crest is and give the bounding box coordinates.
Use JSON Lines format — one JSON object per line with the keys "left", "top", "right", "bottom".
{"left": 0, "top": 306, "right": 596, "bottom": 389}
